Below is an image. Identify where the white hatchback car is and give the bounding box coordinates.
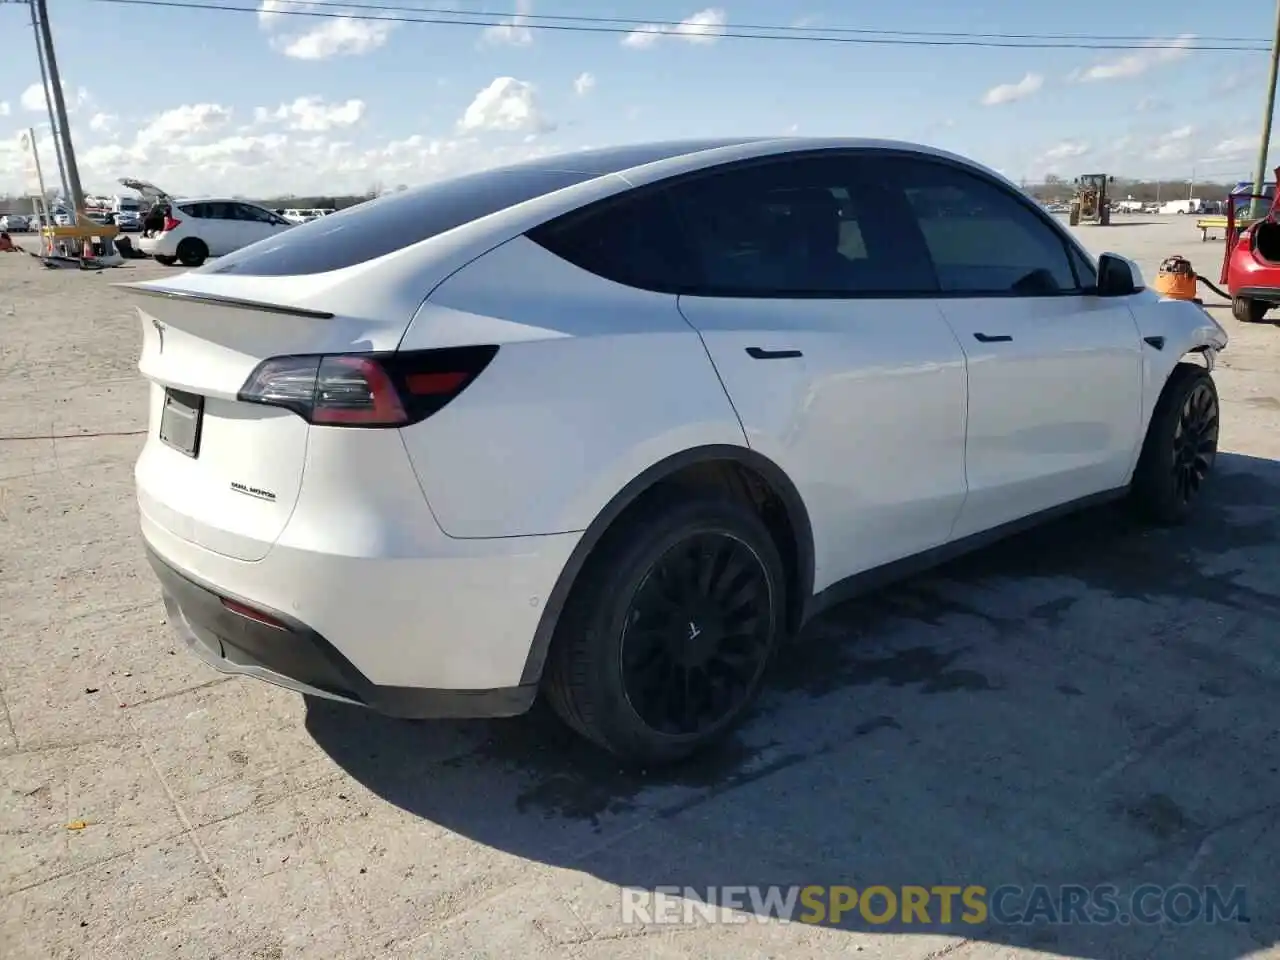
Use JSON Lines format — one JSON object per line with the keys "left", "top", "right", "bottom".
{"left": 122, "top": 177, "right": 293, "bottom": 267}
{"left": 123, "top": 138, "right": 1228, "bottom": 764}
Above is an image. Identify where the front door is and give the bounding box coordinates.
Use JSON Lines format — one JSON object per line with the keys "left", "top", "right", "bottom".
{"left": 879, "top": 155, "right": 1144, "bottom": 539}
{"left": 665, "top": 154, "right": 970, "bottom": 591}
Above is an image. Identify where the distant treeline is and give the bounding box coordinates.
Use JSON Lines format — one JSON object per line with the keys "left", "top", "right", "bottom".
{"left": 1025, "top": 179, "right": 1241, "bottom": 203}
{"left": 253, "top": 194, "right": 377, "bottom": 211}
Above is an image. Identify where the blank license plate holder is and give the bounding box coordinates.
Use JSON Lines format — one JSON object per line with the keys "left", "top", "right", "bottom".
{"left": 159, "top": 388, "right": 204, "bottom": 458}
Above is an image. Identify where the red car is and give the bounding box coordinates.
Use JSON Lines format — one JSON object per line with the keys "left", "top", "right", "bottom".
{"left": 1224, "top": 169, "right": 1280, "bottom": 324}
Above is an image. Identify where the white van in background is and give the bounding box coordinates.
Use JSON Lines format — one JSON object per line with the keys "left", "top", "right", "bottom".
{"left": 111, "top": 194, "right": 143, "bottom": 215}
{"left": 1159, "top": 199, "right": 1207, "bottom": 215}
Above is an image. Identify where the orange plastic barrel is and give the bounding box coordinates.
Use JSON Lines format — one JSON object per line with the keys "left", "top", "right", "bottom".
{"left": 1153, "top": 255, "right": 1199, "bottom": 300}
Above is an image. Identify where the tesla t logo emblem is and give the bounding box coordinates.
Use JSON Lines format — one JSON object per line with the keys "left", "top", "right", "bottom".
{"left": 152, "top": 317, "right": 165, "bottom": 352}
{"left": 688, "top": 622, "right": 702, "bottom": 641}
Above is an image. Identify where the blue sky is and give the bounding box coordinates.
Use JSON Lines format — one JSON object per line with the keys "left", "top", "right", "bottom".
{"left": 0, "top": 0, "right": 1276, "bottom": 197}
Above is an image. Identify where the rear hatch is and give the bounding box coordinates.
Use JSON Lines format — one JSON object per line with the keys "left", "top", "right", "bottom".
{"left": 127, "top": 275, "right": 417, "bottom": 561}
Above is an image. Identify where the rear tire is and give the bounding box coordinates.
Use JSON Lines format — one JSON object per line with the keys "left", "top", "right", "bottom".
{"left": 176, "top": 238, "right": 208, "bottom": 268}
{"left": 154, "top": 255, "right": 177, "bottom": 266}
{"left": 544, "top": 494, "right": 786, "bottom": 766}
{"left": 1129, "top": 362, "right": 1219, "bottom": 526}
{"left": 1231, "top": 297, "right": 1269, "bottom": 324}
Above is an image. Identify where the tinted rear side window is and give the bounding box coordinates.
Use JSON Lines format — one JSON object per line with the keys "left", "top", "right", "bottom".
{"left": 527, "top": 189, "right": 697, "bottom": 291}
{"left": 199, "top": 168, "right": 594, "bottom": 277}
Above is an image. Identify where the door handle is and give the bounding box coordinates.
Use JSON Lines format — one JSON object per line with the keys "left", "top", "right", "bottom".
{"left": 1143, "top": 335, "right": 1165, "bottom": 350}
{"left": 973, "top": 332, "right": 1013, "bottom": 343}
{"left": 746, "top": 347, "right": 804, "bottom": 360}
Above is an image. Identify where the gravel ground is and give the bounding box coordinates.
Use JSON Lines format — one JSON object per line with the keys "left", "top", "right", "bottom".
{"left": 1, "top": 216, "right": 1279, "bottom": 960}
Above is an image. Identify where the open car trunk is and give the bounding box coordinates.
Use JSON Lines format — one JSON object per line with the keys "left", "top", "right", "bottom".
{"left": 120, "top": 177, "right": 172, "bottom": 237}
{"left": 1254, "top": 220, "right": 1280, "bottom": 263}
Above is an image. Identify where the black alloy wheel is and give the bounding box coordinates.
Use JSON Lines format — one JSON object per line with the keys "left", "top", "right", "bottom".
{"left": 1130, "top": 362, "right": 1220, "bottom": 525}
{"left": 1171, "top": 380, "right": 1219, "bottom": 506}
{"left": 618, "top": 533, "right": 774, "bottom": 737}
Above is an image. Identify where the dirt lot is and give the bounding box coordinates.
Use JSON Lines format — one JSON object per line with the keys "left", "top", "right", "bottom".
{"left": 2, "top": 217, "right": 1279, "bottom": 960}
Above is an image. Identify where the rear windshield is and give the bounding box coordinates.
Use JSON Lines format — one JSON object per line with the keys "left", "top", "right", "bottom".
{"left": 199, "top": 168, "right": 595, "bottom": 277}
{"left": 199, "top": 140, "right": 761, "bottom": 277}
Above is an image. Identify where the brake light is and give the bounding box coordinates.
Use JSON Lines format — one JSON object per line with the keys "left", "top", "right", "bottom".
{"left": 237, "top": 346, "right": 498, "bottom": 427}
{"left": 163, "top": 215, "right": 182, "bottom": 232}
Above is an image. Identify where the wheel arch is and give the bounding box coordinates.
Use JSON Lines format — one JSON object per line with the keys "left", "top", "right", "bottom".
{"left": 519, "top": 444, "right": 815, "bottom": 686}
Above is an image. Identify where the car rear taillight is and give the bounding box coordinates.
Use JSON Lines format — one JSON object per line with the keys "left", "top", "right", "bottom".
{"left": 237, "top": 346, "right": 498, "bottom": 427}
{"left": 163, "top": 215, "right": 182, "bottom": 232}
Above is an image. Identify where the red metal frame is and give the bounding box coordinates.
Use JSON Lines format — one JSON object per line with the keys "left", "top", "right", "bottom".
{"left": 1221, "top": 165, "right": 1280, "bottom": 284}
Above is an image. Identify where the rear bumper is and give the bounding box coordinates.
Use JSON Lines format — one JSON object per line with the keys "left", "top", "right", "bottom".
{"left": 136, "top": 233, "right": 177, "bottom": 256}
{"left": 146, "top": 544, "right": 538, "bottom": 719}
{"left": 1234, "top": 286, "right": 1280, "bottom": 303}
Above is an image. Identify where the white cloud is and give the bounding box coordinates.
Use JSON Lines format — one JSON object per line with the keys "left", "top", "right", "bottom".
{"left": 254, "top": 1, "right": 393, "bottom": 58}
{"left": 1041, "top": 141, "right": 1090, "bottom": 162}
{"left": 480, "top": 0, "right": 534, "bottom": 47}
{"left": 1210, "top": 136, "right": 1254, "bottom": 159}
{"left": 0, "top": 102, "right": 9, "bottom": 117}
{"left": 1072, "top": 34, "right": 1194, "bottom": 82}
{"left": 19, "top": 83, "right": 46, "bottom": 112}
{"left": 278, "top": 17, "right": 392, "bottom": 58}
{"left": 19, "top": 81, "right": 89, "bottom": 113}
{"left": 135, "top": 103, "right": 233, "bottom": 148}
{"left": 1150, "top": 124, "right": 1195, "bottom": 161}
{"left": 1035, "top": 140, "right": 1090, "bottom": 174}
{"left": 980, "top": 72, "right": 1043, "bottom": 106}
{"left": 88, "top": 112, "right": 117, "bottom": 133}
{"left": 622, "top": 7, "right": 727, "bottom": 48}
{"left": 458, "top": 77, "right": 554, "bottom": 134}
{"left": 573, "top": 72, "right": 596, "bottom": 96}
{"left": 255, "top": 96, "right": 366, "bottom": 131}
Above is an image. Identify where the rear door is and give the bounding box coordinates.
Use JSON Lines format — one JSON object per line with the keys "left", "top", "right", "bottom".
{"left": 666, "top": 153, "right": 970, "bottom": 590}
{"left": 882, "top": 155, "right": 1143, "bottom": 539}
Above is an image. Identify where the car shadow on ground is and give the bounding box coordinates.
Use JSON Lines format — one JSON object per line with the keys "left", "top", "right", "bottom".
{"left": 306, "top": 452, "right": 1280, "bottom": 958}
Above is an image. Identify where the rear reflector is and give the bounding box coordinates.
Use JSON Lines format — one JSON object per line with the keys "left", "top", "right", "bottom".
{"left": 237, "top": 346, "right": 498, "bottom": 427}
{"left": 220, "top": 597, "right": 288, "bottom": 630}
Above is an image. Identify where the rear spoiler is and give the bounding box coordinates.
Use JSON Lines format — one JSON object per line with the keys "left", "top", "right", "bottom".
{"left": 114, "top": 283, "right": 335, "bottom": 320}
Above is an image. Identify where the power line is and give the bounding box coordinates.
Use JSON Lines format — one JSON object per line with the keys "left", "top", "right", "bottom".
{"left": 80, "top": 0, "right": 1273, "bottom": 51}
{"left": 138, "top": 0, "right": 1280, "bottom": 45}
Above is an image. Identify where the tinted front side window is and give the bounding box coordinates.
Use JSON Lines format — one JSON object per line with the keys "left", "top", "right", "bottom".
{"left": 888, "top": 158, "right": 1080, "bottom": 295}
{"left": 665, "top": 156, "right": 940, "bottom": 297}
{"left": 232, "top": 203, "right": 275, "bottom": 223}
{"left": 200, "top": 167, "right": 595, "bottom": 276}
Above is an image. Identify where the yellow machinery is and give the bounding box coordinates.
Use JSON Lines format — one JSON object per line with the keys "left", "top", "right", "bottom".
{"left": 1068, "top": 173, "right": 1113, "bottom": 226}
{"left": 38, "top": 215, "right": 119, "bottom": 261}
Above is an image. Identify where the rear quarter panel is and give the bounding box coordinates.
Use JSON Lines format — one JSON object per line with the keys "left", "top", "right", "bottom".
{"left": 398, "top": 236, "right": 749, "bottom": 538}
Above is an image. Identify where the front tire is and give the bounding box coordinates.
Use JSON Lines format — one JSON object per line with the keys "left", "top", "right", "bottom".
{"left": 1129, "top": 362, "right": 1219, "bottom": 525}
{"left": 544, "top": 495, "right": 786, "bottom": 765}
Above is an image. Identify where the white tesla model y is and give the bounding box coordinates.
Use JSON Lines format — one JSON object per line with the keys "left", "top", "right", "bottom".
{"left": 125, "top": 138, "right": 1228, "bottom": 764}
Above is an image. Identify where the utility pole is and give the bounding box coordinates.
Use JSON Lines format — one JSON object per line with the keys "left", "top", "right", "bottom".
{"left": 31, "top": 0, "right": 85, "bottom": 222}
{"left": 28, "top": 0, "right": 71, "bottom": 203}
{"left": 1250, "top": 0, "right": 1280, "bottom": 218}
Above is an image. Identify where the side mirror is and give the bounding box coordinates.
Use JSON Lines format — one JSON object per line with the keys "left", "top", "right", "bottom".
{"left": 1097, "top": 252, "right": 1144, "bottom": 297}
